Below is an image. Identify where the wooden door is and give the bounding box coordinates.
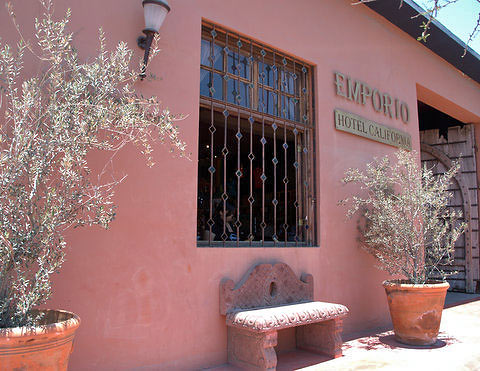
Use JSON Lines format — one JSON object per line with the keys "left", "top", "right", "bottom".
{"left": 420, "top": 125, "right": 479, "bottom": 293}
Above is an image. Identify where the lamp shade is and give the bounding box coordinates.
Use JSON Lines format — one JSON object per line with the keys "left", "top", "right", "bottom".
{"left": 142, "top": 0, "right": 170, "bottom": 33}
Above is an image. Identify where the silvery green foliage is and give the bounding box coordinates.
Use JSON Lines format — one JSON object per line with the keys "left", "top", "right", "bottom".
{"left": 0, "top": 1, "right": 186, "bottom": 328}
{"left": 340, "top": 150, "right": 466, "bottom": 284}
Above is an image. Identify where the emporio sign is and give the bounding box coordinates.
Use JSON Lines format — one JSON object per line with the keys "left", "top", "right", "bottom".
{"left": 333, "top": 71, "right": 412, "bottom": 150}
{"left": 334, "top": 71, "right": 410, "bottom": 123}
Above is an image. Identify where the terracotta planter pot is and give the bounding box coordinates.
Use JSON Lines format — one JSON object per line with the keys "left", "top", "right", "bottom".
{"left": 0, "top": 309, "right": 80, "bottom": 370}
{"left": 383, "top": 280, "right": 449, "bottom": 345}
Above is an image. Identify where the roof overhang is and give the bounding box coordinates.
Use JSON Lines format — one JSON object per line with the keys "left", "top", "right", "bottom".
{"left": 363, "top": 0, "right": 480, "bottom": 85}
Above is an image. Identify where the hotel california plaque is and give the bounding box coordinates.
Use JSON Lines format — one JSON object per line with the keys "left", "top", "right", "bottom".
{"left": 334, "top": 109, "right": 411, "bottom": 150}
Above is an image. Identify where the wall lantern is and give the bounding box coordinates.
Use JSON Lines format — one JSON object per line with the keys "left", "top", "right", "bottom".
{"left": 137, "top": 0, "right": 171, "bottom": 79}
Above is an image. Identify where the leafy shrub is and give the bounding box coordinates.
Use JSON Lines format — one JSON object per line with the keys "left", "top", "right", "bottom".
{"left": 340, "top": 150, "right": 466, "bottom": 284}
{"left": 0, "top": 1, "right": 186, "bottom": 328}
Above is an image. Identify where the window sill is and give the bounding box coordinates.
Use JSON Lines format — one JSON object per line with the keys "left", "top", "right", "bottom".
{"left": 197, "top": 241, "right": 319, "bottom": 248}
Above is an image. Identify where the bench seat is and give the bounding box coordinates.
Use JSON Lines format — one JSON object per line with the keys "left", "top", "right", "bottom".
{"left": 226, "top": 301, "right": 349, "bottom": 332}
{"left": 220, "top": 263, "right": 349, "bottom": 369}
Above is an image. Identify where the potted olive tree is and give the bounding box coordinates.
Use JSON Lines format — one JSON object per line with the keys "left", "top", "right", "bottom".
{"left": 340, "top": 150, "right": 466, "bottom": 345}
{"left": 0, "top": 2, "right": 186, "bottom": 369}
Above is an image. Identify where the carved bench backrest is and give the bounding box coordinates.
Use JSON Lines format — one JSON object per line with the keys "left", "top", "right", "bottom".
{"left": 220, "top": 263, "right": 314, "bottom": 315}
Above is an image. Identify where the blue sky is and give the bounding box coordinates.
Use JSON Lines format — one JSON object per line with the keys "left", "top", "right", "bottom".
{"left": 416, "top": 0, "right": 480, "bottom": 54}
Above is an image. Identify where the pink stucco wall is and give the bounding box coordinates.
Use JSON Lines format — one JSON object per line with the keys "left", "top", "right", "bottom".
{"left": 2, "top": 0, "right": 480, "bottom": 369}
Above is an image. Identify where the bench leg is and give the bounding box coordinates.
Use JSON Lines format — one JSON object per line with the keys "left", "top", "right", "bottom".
{"left": 227, "top": 327, "right": 277, "bottom": 370}
{"left": 296, "top": 318, "right": 344, "bottom": 358}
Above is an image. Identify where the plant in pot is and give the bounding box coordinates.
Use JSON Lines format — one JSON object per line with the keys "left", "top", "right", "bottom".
{"left": 340, "top": 150, "right": 466, "bottom": 345}
{"left": 0, "top": 2, "right": 186, "bottom": 369}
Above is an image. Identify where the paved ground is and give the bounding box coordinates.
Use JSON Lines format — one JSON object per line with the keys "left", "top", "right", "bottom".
{"left": 283, "top": 292, "right": 480, "bottom": 371}
{"left": 209, "top": 292, "right": 480, "bottom": 371}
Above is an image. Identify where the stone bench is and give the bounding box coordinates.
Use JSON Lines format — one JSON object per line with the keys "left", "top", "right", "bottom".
{"left": 220, "top": 263, "right": 349, "bottom": 370}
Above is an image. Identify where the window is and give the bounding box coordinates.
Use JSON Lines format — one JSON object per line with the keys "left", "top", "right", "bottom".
{"left": 197, "top": 21, "right": 316, "bottom": 247}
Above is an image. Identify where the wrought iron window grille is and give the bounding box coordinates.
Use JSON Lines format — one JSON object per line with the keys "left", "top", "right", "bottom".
{"left": 197, "top": 21, "right": 317, "bottom": 247}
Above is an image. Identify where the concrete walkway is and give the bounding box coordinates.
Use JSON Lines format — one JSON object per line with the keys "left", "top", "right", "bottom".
{"left": 284, "top": 292, "right": 480, "bottom": 371}
{"left": 208, "top": 293, "right": 480, "bottom": 370}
